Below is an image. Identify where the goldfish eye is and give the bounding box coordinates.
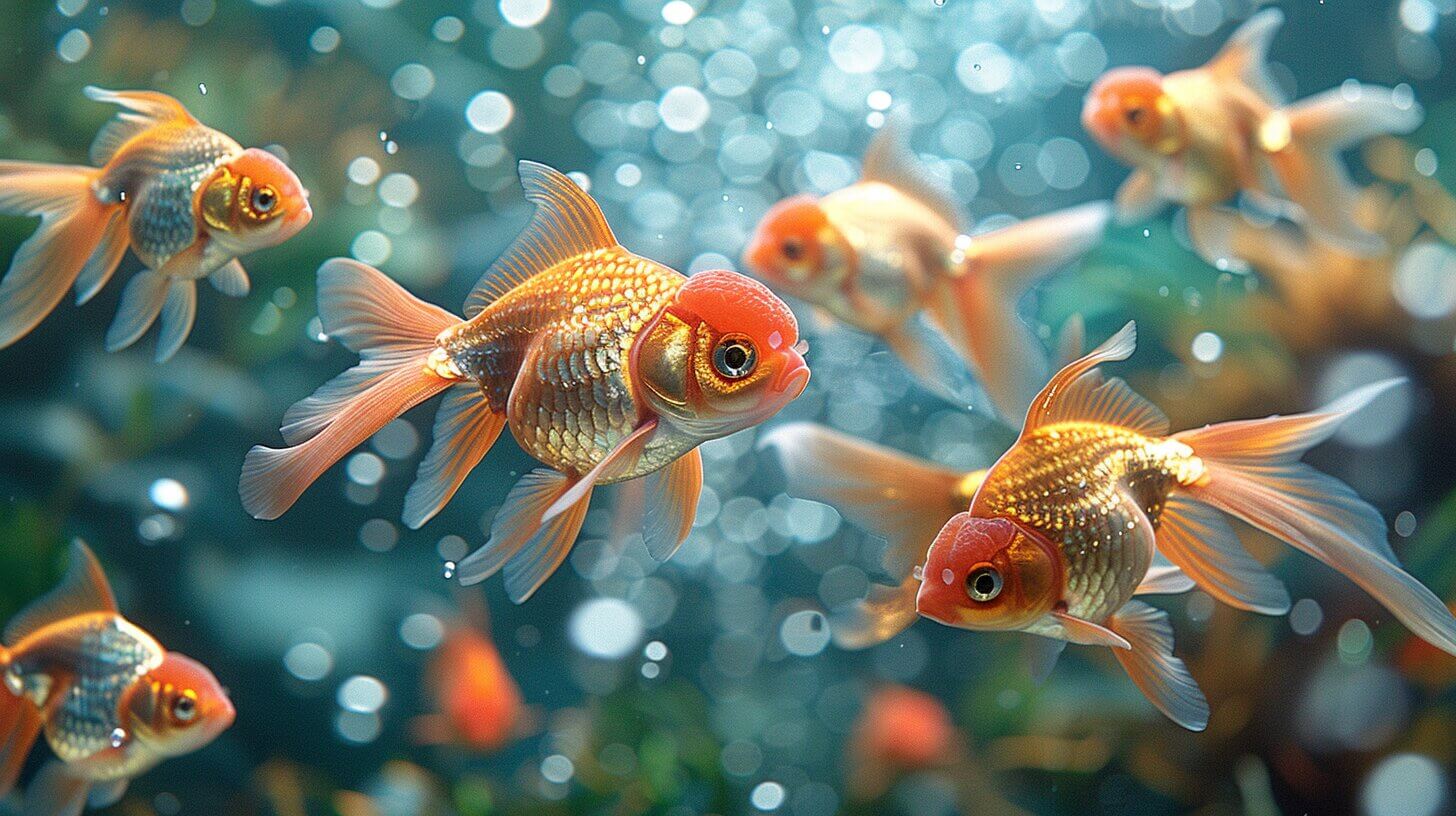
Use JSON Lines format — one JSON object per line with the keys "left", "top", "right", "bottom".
{"left": 170, "top": 693, "right": 197, "bottom": 723}
{"left": 966, "top": 566, "right": 1002, "bottom": 602}
{"left": 250, "top": 185, "right": 278, "bottom": 214}
{"left": 712, "top": 335, "right": 757, "bottom": 379}
{"left": 780, "top": 237, "right": 804, "bottom": 262}
{"left": 1125, "top": 106, "right": 1147, "bottom": 128}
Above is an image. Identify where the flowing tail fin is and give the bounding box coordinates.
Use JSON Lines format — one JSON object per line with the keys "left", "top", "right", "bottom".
{"left": 933, "top": 202, "right": 1111, "bottom": 421}
{"left": 1265, "top": 86, "right": 1423, "bottom": 254}
{"left": 0, "top": 649, "right": 42, "bottom": 798}
{"left": 0, "top": 161, "right": 123, "bottom": 349}
{"left": 1174, "top": 378, "right": 1456, "bottom": 656}
{"left": 240, "top": 259, "right": 461, "bottom": 520}
{"left": 759, "top": 422, "right": 983, "bottom": 647}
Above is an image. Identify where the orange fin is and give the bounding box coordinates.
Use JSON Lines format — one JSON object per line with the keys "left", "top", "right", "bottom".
{"left": 83, "top": 87, "right": 197, "bottom": 165}
{"left": 1021, "top": 321, "right": 1144, "bottom": 437}
{"left": 1157, "top": 493, "right": 1289, "bottom": 614}
{"left": 1052, "top": 611, "right": 1130, "bottom": 650}
{"left": 830, "top": 577, "right": 920, "bottom": 650}
{"left": 464, "top": 161, "right": 618, "bottom": 318}
{"left": 1107, "top": 601, "right": 1209, "bottom": 731}
{"left": 542, "top": 420, "right": 658, "bottom": 522}
{"left": 0, "top": 161, "right": 111, "bottom": 350}
{"left": 0, "top": 684, "right": 41, "bottom": 797}
{"left": 402, "top": 385, "right": 506, "bottom": 529}
{"left": 1135, "top": 563, "right": 1195, "bottom": 596}
{"left": 5, "top": 541, "right": 116, "bottom": 647}
{"left": 1207, "top": 9, "right": 1286, "bottom": 104}
{"left": 456, "top": 469, "right": 571, "bottom": 588}
{"left": 73, "top": 208, "right": 129, "bottom": 306}
{"left": 640, "top": 447, "right": 702, "bottom": 561}
{"left": 240, "top": 260, "right": 457, "bottom": 520}
{"left": 21, "top": 759, "right": 89, "bottom": 816}
{"left": 504, "top": 480, "right": 592, "bottom": 603}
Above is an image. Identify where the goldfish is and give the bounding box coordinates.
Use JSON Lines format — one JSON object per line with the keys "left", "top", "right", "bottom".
{"left": 0, "top": 87, "right": 311, "bottom": 361}
{"left": 847, "top": 684, "right": 955, "bottom": 795}
{"left": 744, "top": 124, "right": 1109, "bottom": 420}
{"left": 240, "top": 161, "right": 808, "bottom": 602}
{"left": 410, "top": 598, "right": 531, "bottom": 752}
{"left": 910, "top": 322, "right": 1456, "bottom": 729}
{"left": 0, "top": 542, "right": 234, "bottom": 815}
{"left": 1082, "top": 9, "right": 1420, "bottom": 255}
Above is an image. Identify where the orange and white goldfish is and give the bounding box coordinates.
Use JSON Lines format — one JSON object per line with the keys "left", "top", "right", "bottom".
{"left": 744, "top": 125, "right": 1109, "bottom": 420}
{"left": 0, "top": 87, "right": 311, "bottom": 361}
{"left": 911, "top": 323, "right": 1456, "bottom": 729}
{"left": 411, "top": 599, "right": 530, "bottom": 752}
{"left": 241, "top": 161, "right": 808, "bottom": 602}
{"left": 0, "top": 542, "right": 235, "bottom": 815}
{"left": 1082, "top": 10, "right": 1420, "bottom": 255}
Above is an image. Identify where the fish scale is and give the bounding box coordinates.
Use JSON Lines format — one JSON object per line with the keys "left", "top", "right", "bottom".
{"left": 973, "top": 422, "right": 1198, "bottom": 621}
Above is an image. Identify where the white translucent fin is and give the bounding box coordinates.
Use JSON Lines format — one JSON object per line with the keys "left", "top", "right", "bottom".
{"left": 1135, "top": 563, "right": 1196, "bottom": 596}
{"left": 759, "top": 422, "right": 973, "bottom": 579}
{"left": 639, "top": 447, "right": 702, "bottom": 561}
{"left": 1207, "top": 9, "right": 1286, "bottom": 104}
{"left": 860, "top": 120, "right": 963, "bottom": 227}
{"left": 1021, "top": 321, "right": 1138, "bottom": 437}
{"left": 1184, "top": 206, "right": 1309, "bottom": 277}
{"left": 1023, "top": 634, "right": 1068, "bottom": 684}
{"left": 1108, "top": 601, "right": 1210, "bottom": 731}
{"left": 830, "top": 577, "right": 920, "bottom": 650}
{"left": 73, "top": 207, "right": 129, "bottom": 305}
{"left": 104, "top": 270, "right": 169, "bottom": 352}
{"left": 209, "top": 259, "right": 250, "bottom": 298}
{"left": 4, "top": 542, "right": 116, "bottom": 647}
{"left": 83, "top": 87, "right": 196, "bottom": 166}
{"left": 402, "top": 385, "right": 506, "bottom": 530}
{"left": 154, "top": 278, "right": 197, "bottom": 363}
{"left": 87, "top": 780, "right": 128, "bottom": 809}
{"left": 1114, "top": 169, "right": 1166, "bottom": 224}
{"left": 456, "top": 469, "right": 570, "bottom": 587}
{"left": 881, "top": 318, "right": 990, "bottom": 411}
{"left": 21, "top": 760, "right": 89, "bottom": 816}
{"left": 1157, "top": 493, "right": 1290, "bottom": 614}
{"left": 1052, "top": 611, "right": 1131, "bottom": 650}
{"left": 962, "top": 201, "right": 1111, "bottom": 295}
{"left": 0, "top": 161, "right": 109, "bottom": 349}
{"left": 541, "top": 420, "right": 658, "bottom": 522}
{"left": 464, "top": 161, "right": 618, "bottom": 318}
{"left": 1055, "top": 313, "right": 1085, "bottom": 367}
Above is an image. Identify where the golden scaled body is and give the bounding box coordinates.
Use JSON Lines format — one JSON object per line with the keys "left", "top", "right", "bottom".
{"left": 972, "top": 423, "right": 1205, "bottom": 622}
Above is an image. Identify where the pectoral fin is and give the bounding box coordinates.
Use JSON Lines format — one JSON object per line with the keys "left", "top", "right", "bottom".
{"left": 1107, "top": 601, "right": 1209, "bottom": 731}
{"left": 22, "top": 760, "right": 90, "bottom": 816}
{"left": 542, "top": 420, "right": 658, "bottom": 523}
{"left": 1052, "top": 610, "right": 1131, "bottom": 650}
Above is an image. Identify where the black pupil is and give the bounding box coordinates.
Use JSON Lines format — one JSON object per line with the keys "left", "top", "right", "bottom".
{"left": 1126, "top": 107, "right": 1144, "bottom": 125}
{"left": 974, "top": 572, "right": 996, "bottom": 595}
{"left": 724, "top": 344, "right": 748, "bottom": 370}
{"left": 256, "top": 190, "right": 275, "bottom": 210}
{"left": 176, "top": 698, "right": 193, "bottom": 715}
{"left": 781, "top": 238, "right": 803, "bottom": 261}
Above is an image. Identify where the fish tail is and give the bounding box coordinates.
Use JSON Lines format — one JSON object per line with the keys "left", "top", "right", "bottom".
{"left": 1174, "top": 378, "right": 1456, "bottom": 656}
{"left": 0, "top": 654, "right": 42, "bottom": 798}
{"left": 759, "top": 422, "right": 982, "bottom": 647}
{"left": 0, "top": 161, "right": 123, "bottom": 349}
{"left": 240, "top": 259, "right": 461, "bottom": 520}
{"left": 938, "top": 201, "right": 1111, "bottom": 420}
{"left": 1267, "top": 86, "right": 1423, "bottom": 254}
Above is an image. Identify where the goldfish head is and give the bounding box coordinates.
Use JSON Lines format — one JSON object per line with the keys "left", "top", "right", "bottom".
{"left": 1082, "top": 68, "right": 1185, "bottom": 161}
{"left": 633, "top": 270, "right": 810, "bottom": 438}
{"left": 124, "top": 652, "right": 235, "bottom": 757}
{"left": 915, "top": 514, "right": 1062, "bottom": 631}
{"left": 743, "top": 195, "right": 853, "bottom": 300}
{"left": 201, "top": 148, "right": 312, "bottom": 252}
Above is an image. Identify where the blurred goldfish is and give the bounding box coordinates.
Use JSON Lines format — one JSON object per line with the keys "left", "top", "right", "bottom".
{"left": 0, "top": 542, "right": 234, "bottom": 815}
{"left": 241, "top": 161, "right": 808, "bottom": 602}
{"left": 1083, "top": 10, "right": 1420, "bottom": 255}
{"left": 411, "top": 598, "right": 532, "bottom": 752}
{"left": 0, "top": 87, "right": 311, "bottom": 361}
{"left": 744, "top": 125, "right": 1109, "bottom": 420}
{"left": 848, "top": 684, "right": 955, "bottom": 797}
{"left": 911, "top": 322, "right": 1456, "bottom": 729}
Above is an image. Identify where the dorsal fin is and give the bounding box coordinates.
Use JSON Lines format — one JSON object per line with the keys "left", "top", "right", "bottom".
{"left": 861, "top": 120, "right": 964, "bottom": 229}
{"left": 1021, "top": 321, "right": 1166, "bottom": 437}
{"left": 84, "top": 87, "right": 198, "bottom": 166}
{"left": 1207, "top": 9, "right": 1285, "bottom": 105}
{"left": 4, "top": 541, "right": 117, "bottom": 646}
{"left": 463, "top": 161, "right": 618, "bottom": 318}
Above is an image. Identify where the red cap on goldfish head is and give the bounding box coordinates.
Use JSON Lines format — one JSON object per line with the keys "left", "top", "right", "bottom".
{"left": 674, "top": 270, "right": 800, "bottom": 352}
{"left": 916, "top": 514, "right": 1061, "bottom": 631}
{"left": 1083, "top": 67, "right": 1173, "bottom": 153}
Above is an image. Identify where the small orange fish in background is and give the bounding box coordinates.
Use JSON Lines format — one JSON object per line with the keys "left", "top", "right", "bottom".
{"left": 241, "top": 161, "right": 808, "bottom": 602}
{"left": 0, "top": 87, "right": 311, "bottom": 361}
{"left": 908, "top": 322, "right": 1456, "bottom": 729}
{"left": 848, "top": 684, "right": 955, "bottom": 795}
{"left": 0, "top": 542, "right": 234, "bottom": 815}
{"left": 744, "top": 124, "right": 1108, "bottom": 421}
{"left": 411, "top": 598, "right": 531, "bottom": 752}
{"left": 1082, "top": 9, "right": 1420, "bottom": 255}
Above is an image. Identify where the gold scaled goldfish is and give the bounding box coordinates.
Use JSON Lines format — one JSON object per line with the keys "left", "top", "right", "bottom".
{"left": 744, "top": 125, "right": 1109, "bottom": 420}
{"left": 0, "top": 87, "right": 311, "bottom": 361}
{"left": 0, "top": 543, "right": 234, "bottom": 815}
{"left": 1082, "top": 9, "right": 1420, "bottom": 255}
{"left": 241, "top": 161, "right": 809, "bottom": 602}
{"left": 911, "top": 322, "right": 1456, "bottom": 729}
